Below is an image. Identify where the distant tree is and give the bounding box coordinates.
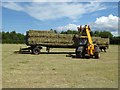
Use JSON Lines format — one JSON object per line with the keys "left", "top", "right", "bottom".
{"left": 50, "top": 29, "right": 58, "bottom": 34}
{"left": 1, "top": 30, "right": 120, "bottom": 45}
{"left": 50, "top": 29, "right": 53, "bottom": 31}
{"left": 54, "top": 30, "right": 57, "bottom": 33}
{"left": 110, "top": 36, "right": 120, "bottom": 44}
{"left": 66, "top": 30, "right": 73, "bottom": 34}
{"left": 99, "top": 31, "right": 113, "bottom": 38}
{"left": 90, "top": 31, "right": 94, "bottom": 36}
{"left": 61, "top": 31, "right": 67, "bottom": 34}
{"left": 0, "top": 32, "right": 1, "bottom": 43}
{"left": 1, "top": 31, "right": 25, "bottom": 44}
{"left": 94, "top": 31, "right": 100, "bottom": 37}
{"left": 60, "top": 30, "right": 78, "bottom": 34}
{"left": 72, "top": 30, "right": 78, "bottom": 34}
{"left": 10, "top": 31, "right": 18, "bottom": 43}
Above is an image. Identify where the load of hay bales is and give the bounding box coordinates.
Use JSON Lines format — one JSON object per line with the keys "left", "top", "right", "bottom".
{"left": 26, "top": 30, "right": 109, "bottom": 46}
{"left": 92, "top": 37, "right": 109, "bottom": 45}
{"left": 26, "top": 30, "right": 75, "bottom": 46}
{"left": 27, "top": 30, "right": 55, "bottom": 37}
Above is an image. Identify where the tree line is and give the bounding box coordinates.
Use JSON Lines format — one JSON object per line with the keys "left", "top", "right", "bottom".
{"left": 1, "top": 31, "right": 25, "bottom": 44}
{"left": 1, "top": 30, "right": 120, "bottom": 44}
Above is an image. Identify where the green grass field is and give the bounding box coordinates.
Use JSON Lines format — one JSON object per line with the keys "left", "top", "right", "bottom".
{"left": 2, "top": 44, "right": 118, "bottom": 88}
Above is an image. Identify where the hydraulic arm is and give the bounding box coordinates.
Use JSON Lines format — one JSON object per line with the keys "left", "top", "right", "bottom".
{"left": 85, "top": 25, "right": 94, "bottom": 55}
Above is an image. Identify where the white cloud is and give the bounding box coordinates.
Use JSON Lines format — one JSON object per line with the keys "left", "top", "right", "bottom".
{"left": 91, "top": 14, "right": 118, "bottom": 32}
{"left": 2, "top": 2, "right": 118, "bottom": 36}
{"left": 92, "top": 14, "right": 119, "bottom": 36}
{"left": 56, "top": 14, "right": 119, "bottom": 36}
{"left": 56, "top": 24, "right": 79, "bottom": 31}
{"left": 111, "top": 31, "right": 118, "bottom": 36}
{"left": 2, "top": 2, "right": 107, "bottom": 20}
{"left": 2, "top": 2, "right": 24, "bottom": 11}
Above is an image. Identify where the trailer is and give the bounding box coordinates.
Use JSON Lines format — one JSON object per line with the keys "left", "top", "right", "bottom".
{"left": 92, "top": 37, "right": 109, "bottom": 52}
{"left": 20, "top": 29, "right": 109, "bottom": 55}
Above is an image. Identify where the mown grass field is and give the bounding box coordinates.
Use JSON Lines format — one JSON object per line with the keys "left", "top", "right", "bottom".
{"left": 2, "top": 44, "right": 118, "bottom": 88}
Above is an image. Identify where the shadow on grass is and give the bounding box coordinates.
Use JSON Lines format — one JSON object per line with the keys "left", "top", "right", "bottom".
{"left": 14, "top": 50, "right": 75, "bottom": 54}
{"left": 66, "top": 54, "right": 92, "bottom": 59}
{"left": 14, "top": 51, "right": 97, "bottom": 59}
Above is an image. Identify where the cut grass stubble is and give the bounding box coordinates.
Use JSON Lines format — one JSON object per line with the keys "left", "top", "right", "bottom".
{"left": 2, "top": 44, "right": 118, "bottom": 88}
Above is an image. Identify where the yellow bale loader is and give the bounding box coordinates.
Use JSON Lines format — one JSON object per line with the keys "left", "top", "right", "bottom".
{"left": 75, "top": 25, "right": 100, "bottom": 58}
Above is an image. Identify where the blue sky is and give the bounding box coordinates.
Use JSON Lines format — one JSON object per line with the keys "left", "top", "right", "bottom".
{"left": 2, "top": 1, "right": 119, "bottom": 36}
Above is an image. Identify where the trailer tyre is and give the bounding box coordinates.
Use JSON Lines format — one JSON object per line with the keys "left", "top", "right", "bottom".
{"left": 32, "top": 47, "right": 40, "bottom": 55}
{"left": 94, "top": 52, "right": 100, "bottom": 59}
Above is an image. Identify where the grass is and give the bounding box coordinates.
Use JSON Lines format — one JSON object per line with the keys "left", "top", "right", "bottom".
{"left": 2, "top": 44, "right": 118, "bottom": 88}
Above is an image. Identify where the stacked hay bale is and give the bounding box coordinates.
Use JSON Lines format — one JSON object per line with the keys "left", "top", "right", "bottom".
{"left": 26, "top": 30, "right": 109, "bottom": 47}
{"left": 57, "top": 34, "right": 74, "bottom": 44}
{"left": 92, "top": 37, "right": 109, "bottom": 45}
{"left": 26, "top": 30, "right": 74, "bottom": 46}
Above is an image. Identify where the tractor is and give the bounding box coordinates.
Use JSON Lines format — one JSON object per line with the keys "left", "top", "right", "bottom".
{"left": 75, "top": 25, "right": 100, "bottom": 59}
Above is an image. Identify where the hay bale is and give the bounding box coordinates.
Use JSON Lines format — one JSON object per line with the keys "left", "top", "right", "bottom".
{"left": 27, "top": 30, "right": 55, "bottom": 37}
{"left": 26, "top": 30, "right": 75, "bottom": 45}
{"left": 92, "top": 37, "right": 109, "bottom": 45}
{"left": 26, "top": 30, "right": 109, "bottom": 46}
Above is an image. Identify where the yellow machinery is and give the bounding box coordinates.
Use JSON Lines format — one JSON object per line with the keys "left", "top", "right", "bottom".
{"left": 76, "top": 25, "right": 100, "bottom": 58}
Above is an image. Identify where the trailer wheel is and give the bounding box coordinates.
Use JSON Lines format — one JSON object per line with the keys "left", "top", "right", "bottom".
{"left": 32, "top": 47, "right": 40, "bottom": 55}
{"left": 94, "top": 52, "right": 100, "bottom": 59}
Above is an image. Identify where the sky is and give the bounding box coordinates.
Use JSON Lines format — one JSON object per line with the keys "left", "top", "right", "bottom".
{"left": 1, "top": 0, "right": 119, "bottom": 36}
